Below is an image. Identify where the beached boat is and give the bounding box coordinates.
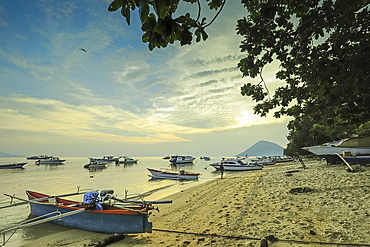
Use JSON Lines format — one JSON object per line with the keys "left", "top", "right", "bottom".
{"left": 89, "top": 156, "right": 120, "bottom": 162}
{"left": 169, "top": 155, "right": 195, "bottom": 164}
{"left": 25, "top": 190, "right": 152, "bottom": 234}
{"left": 210, "top": 158, "right": 263, "bottom": 171}
{"left": 326, "top": 154, "right": 370, "bottom": 165}
{"left": 35, "top": 157, "right": 65, "bottom": 165}
{"left": 0, "top": 162, "right": 27, "bottom": 169}
{"left": 147, "top": 168, "right": 199, "bottom": 180}
{"left": 84, "top": 160, "right": 107, "bottom": 169}
{"left": 119, "top": 156, "right": 138, "bottom": 165}
{"left": 27, "top": 155, "right": 52, "bottom": 160}
{"left": 302, "top": 137, "right": 370, "bottom": 158}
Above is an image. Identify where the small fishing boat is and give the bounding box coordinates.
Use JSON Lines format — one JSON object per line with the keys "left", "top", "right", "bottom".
{"left": 147, "top": 168, "right": 199, "bottom": 180}
{"left": 25, "top": 190, "right": 152, "bottom": 234}
{"left": 0, "top": 162, "right": 27, "bottom": 169}
{"left": 169, "top": 155, "right": 195, "bottom": 164}
{"left": 84, "top": 160, "right": 107, "bottom": 168}
{"left": 35, "top": 157, "right": 65, "bottom": 165}
{"left": 119, "top": 156, "right": 138, "bottom": 165}
{"left": 210, "top": 158, "right": 263, "bottom": 171}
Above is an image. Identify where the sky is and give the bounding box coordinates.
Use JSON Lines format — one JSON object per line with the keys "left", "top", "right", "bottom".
{"left": 0, "top": 0, "right": 292, "bottom": 157}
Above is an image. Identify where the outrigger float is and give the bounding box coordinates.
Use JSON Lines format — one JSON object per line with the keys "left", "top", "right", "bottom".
{"left": 1, "top": 187, "right": 172, "bottom": 246}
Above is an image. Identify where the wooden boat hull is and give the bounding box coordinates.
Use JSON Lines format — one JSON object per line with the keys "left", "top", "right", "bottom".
{"left": 26, "top": 191, "right": 152, "bottom": 234}
{"left": 326, "top": 154, "right": 370, "bottom": 165}
{"left": 0, "top": 162, "right": 27, "bottom": 169}
{"left": 147, "top": 168, "right": 199, "bottom": 180}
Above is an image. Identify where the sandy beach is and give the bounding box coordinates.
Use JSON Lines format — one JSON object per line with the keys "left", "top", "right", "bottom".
{"left": 21, "top": 159, "right": 370, "bottom": 246}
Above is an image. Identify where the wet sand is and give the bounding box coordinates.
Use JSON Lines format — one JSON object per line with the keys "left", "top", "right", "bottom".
{"left": 21, "top": 159, "right": 370, "bottom": 246}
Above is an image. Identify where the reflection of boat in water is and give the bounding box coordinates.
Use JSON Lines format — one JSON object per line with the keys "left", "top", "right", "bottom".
{"left": 27, "top": 155, "right": 52, "bottom": 160}
{"left": 0, "top": 162, "right": 27, "bottom": 169}
{"left": 36, "top": 157, "right": 66, "bottom": 165}
{"left": 147, "top": 168, "right": 199, "bottom": 180}
{"left": 84, "top": 161, "right": 107, "bottom": 169}
{"left": 210, "top": 158, "right": 262, "bottom": 171}
{"left": 169, "top": 156, "right": 195, "bottom": 164}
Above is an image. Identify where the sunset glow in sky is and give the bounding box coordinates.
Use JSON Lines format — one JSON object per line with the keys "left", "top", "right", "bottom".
{"left": 0, "top": 0, "right": 291, "bottom": 157}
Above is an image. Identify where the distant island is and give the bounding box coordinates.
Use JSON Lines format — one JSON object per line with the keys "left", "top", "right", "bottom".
{"left": 0, "top": 152, "right": 24, "bottom": 157}
{"left": 236, "top": 140, "right": 284, "bottom": 157}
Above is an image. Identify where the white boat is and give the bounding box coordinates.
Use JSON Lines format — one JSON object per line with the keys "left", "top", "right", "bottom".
{"left": 169, "top": 156, "right": 195, "bottom": 164}
{"left": 119, "top": 156, "right": 138, "bottom": 165}
{"left": 302, "top": 137, "right": 370, "bottom": 158}
{"left": 147, "top": 168, "right": 199, "bottom": 180}
{"left": 84, "top": 160, "right": 107, "bottom": 169}
{"left": 249, "top": 157, "right": 276, "bottom": 166}
{"left": 35, "top": 157, "right": 66, "bottom": 165}
{"left": 89, "top": 156, "right": 119, "bottom": 162}
{"left": 210, "top": 158, "right": 263, "bottom": 171}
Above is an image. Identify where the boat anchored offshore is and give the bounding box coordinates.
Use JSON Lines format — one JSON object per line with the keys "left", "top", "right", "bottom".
{"left": 35, "top": 157, "right": 66, "bottom": 165}
{"left": 84, "top": 160, "right": 108, "bottom": 169}
{"left": 169, "top": 155, "right": 196, "bottom": 164}
{"left": 147, "top": 168, "right": 199, "bottom": 180}
{"left": 0, "top": 162, "right": 27, "bottom": 169}
{"left": 210, "top": 158, "right": 263, "bottom": 171}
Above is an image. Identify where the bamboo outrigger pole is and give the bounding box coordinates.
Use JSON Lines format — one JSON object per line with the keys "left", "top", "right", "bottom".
{"left": 334, "top": 153, "right": 354, "bottom": 172}
{"left": 0, "top": 190, "right": 90, "bottom": 210}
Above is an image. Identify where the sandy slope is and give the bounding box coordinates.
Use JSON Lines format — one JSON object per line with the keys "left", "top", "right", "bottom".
{"left": 21, "top": 159, "right": 370, "bottom": 246}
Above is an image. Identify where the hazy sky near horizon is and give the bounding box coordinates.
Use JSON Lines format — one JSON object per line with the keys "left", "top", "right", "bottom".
{"left": 0, "top": 0, "right": 291, "bottom": 157}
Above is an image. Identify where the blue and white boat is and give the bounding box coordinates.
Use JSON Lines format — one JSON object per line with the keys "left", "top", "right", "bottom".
{"left": 26, "top": 190, "right": 152, "bottom": 234}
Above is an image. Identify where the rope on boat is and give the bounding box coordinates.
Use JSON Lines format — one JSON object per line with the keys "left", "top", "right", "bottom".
{"left": 151, "top": 228, "right": 370, "bottom": 246}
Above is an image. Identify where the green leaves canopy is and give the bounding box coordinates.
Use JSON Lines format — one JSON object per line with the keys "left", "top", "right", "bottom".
{"left": 108, "top": 0, "right": 223, "bottom": 50}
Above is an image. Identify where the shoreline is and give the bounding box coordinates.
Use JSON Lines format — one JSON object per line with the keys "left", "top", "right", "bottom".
{"left": 20, "top": 159, "right": 370, "bottom": 246}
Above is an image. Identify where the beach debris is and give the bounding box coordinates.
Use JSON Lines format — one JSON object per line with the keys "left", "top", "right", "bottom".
{"left": 310, "top": 230, "right": 316, "bottom": 235}
{"left": 260, "top": 237, "right": 268, "bottom": 247}
{"left": 266, "top": 235, "right": 278, "bottom": 242}
{"left": 289, "top": 187, "right": 314, "bottom": 194}
{"left": 89, "top": 233, "right": 125, "bottom": 246}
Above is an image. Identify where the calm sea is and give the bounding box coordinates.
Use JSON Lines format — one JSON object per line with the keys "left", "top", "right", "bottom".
{"left": 0, "top": 156, "right": 220, "bottom": 246}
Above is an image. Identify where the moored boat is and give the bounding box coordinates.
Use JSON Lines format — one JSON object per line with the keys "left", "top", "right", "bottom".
{"left": 84, "top": 160, "right": 107, "bottom": 169}
{"left": 169, "top": 155, "right": 195, "bottom": 164}
{"left": 147, "top": 168, "right": 199, "bottom": 180}
{"left": 25, "top": 190, "right": 152, "bottom": 234}
{"left": 119, "top": 156, "right": 138, "bottom": 165}
{"left": 89, "top": 156, "right": 120, "bottom": 162}
{"left": 35, "top": 157, "right": 66, "bottom": 165}
{"left": 210, "top": 158, "right": 263, "bottom": 171}
{"left": 0, "top": 162, "right": 27, "bottom": 169}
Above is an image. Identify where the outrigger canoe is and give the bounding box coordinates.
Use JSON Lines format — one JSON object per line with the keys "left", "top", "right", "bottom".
{"left": 147, "top": 168, "right": 199, "bottom": 180}
{"left": 26, "top": 190, "right": 152, "bottom": 234}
